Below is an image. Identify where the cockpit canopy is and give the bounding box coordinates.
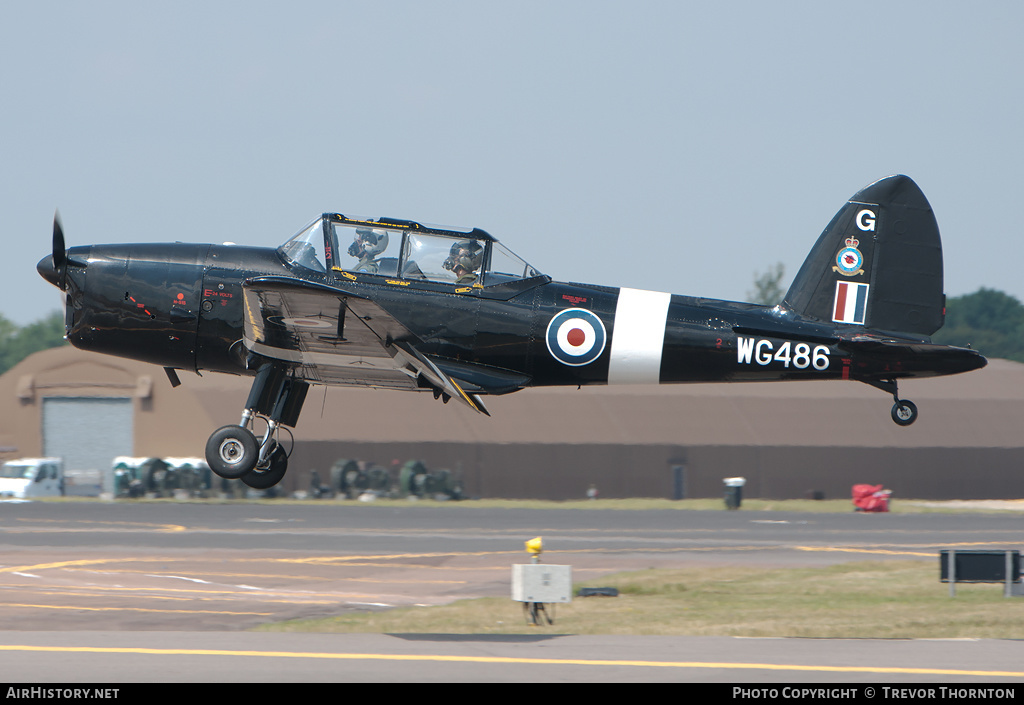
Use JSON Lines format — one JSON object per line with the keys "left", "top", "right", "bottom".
{"left": 278, "top": 214, "right": 541, "bottom": 288}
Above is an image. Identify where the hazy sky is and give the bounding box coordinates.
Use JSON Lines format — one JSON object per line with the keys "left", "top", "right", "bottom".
{"left": 3, "top": 1, "right": 1021, "bottom": 326}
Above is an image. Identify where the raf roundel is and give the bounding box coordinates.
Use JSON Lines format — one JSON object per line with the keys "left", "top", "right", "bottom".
{"left": 546, "top": 308, "right": 607, "bottom": 367}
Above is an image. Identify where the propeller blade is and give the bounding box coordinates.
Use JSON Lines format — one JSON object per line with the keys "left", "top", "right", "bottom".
{"left": 52, "top": 212, "right": 66, "bottom": 270}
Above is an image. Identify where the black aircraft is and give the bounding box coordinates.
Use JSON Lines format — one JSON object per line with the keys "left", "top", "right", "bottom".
{"left": 37, "top": 175, "right": 986, "bottom": 489}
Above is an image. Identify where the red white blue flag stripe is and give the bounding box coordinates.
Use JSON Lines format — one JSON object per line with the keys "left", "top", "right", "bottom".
{"left": 833, "top": 281, "right": 869, "bottom": 325}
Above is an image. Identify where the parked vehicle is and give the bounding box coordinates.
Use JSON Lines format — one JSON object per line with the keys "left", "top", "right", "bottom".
{"left": 0, "top": 458, "right": 64, "bottom": 499}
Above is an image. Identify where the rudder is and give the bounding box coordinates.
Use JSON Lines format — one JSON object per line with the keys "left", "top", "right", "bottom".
{"left": 782, "top": 175, "right": 944, "bottom": 336}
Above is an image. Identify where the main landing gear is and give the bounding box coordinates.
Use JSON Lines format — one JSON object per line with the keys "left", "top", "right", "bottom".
{"left": 865, "top": 378, "right": 919, "bottom": 426}
{"left": 205, "top": 364, "right": 308, "bottom": 489}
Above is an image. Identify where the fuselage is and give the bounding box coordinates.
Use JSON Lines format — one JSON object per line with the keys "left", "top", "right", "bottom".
{"left": 34, "top": 177, "right": 989, "bottom": 484}
{"left": 44, "top": 241, "right": 985, "bottom": 393}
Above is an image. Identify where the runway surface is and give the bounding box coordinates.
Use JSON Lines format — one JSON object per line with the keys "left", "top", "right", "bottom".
{"left": 1, "top": 500, "right": 1023, "bottom": 683}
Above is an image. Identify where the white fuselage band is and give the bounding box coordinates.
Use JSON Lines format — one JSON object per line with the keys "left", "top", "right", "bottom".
{"left": 607, "top": 287, "right": 671, "bottom": 384}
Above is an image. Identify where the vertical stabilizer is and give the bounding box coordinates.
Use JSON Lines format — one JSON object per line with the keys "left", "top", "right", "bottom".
{"left": 782, "top": 175, "right": 944, "bottom": 336}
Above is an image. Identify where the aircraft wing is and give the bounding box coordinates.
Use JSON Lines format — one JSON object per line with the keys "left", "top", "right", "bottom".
{"left": 240, "top": 277, "right": 490, "bottom": 414}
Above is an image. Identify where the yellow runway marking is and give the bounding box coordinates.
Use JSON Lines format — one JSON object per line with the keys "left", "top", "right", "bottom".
{"left": 60, "top": 568, "right": 332, "bottom": 579}
{"left": 795, "top": 547, "right": 935, "bottom": 557}
{"left": 274, "top": 551, "right": 520, "bottom": 564}
{"left": 4, "top": 590, "right": 195, "bottom": 602}
{"left": 0, "top": 605, "right": 272, "bottom": 615}
{"left": 0, "top": 645, "right": 1021, "bottom": 677}
{"left": 0, "top": 542, "right": 968, "bottom": 584}
{"left": 304, "top": 563, "right": 606, "bottom": 572}
{"left": 0, "top": 589, "right": 344, "bottom": 605}
{"left": 7, "top": 520, "right": 186, "bottom": 533}
{"left": 268, "top": 546, "right": 777, "bottom": 566}
{"left": 0, "top": 574, "right": 414, "bottom": 602}
{"left": 0, "top": 558, "right": 176, "bottom": 574}
{"left": 0, "top": 583, "right": 386, "bottom": 599}
{"left": 55, "top": 568, "right": 468, "bottom": 585}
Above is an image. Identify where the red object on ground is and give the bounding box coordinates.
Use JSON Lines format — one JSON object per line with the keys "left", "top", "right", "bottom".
{"left": 852, "top": 484, "right": 891, "bottom": 512}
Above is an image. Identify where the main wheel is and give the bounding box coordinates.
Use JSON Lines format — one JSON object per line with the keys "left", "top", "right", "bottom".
{"left": 891, "top": 400, "right": 918, "bottom": 426}
{"left": 206, "top": 425, "right": 259, "bottom": 479}
{"left": 240, "top": 445, "right": 288, "bottom": 490}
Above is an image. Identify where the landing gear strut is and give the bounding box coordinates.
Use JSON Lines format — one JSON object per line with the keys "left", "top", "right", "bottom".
{"left": 205, "top": 363, "right": 308, "bottom": 488}
{"left": 865, "top": 378, "right": 918, "bottom": 426}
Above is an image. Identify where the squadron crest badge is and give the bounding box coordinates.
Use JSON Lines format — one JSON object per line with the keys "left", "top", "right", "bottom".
{"left": 833, "top": 236, "right": 865, "bottom": 277}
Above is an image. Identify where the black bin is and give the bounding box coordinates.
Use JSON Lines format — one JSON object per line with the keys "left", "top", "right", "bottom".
{"left": 723, "top": 477, "right": 745, "bottom": 510}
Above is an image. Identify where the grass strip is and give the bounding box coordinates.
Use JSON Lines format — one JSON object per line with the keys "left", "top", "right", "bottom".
{"left": 256, "top": 561, "right": 1024, "bottom": 638}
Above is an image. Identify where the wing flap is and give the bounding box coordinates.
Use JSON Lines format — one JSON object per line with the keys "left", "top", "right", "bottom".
{"left": 391, "top": 341, "right": 490, "bottom": 416}
{"left": 241, "top": 276, "right": 491, "bottom": 414}
{"left": 242, "top": 277, "right": 419, "bottom": 389}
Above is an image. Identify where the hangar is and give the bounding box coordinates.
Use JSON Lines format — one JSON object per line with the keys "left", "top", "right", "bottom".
{"left": 1, "top": 346, "right": 1021, "bottom": 500}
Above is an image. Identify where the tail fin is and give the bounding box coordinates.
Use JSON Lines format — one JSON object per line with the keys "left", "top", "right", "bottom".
{"left": 782, "top": 175, "right": 944, "bottom": 336}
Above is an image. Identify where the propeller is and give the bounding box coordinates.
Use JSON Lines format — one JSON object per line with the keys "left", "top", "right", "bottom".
{"left": 37, "top": 211, "right": 70, "bottom": 291}
{"left": 52, "top": 212, "right": 67, "bottom": 272}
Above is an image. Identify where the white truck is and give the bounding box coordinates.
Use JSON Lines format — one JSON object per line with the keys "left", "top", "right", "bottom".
{"left": 0, "top": 458, "right": 65, "bottom": 499}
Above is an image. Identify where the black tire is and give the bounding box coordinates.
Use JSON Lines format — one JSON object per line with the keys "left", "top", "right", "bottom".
{"left": 891, "top": 400, "right": 918, "bottom": 426}
{"left": 205, "top": 425, "right": 258, "bottom": 479}
{"left": 241, "top": 445, "right": 288, "bottom": 490}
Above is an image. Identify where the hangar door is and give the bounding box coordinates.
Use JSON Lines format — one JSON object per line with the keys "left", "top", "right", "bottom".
{"left": 42, "top": 397, "right": 134, "bottom": 496}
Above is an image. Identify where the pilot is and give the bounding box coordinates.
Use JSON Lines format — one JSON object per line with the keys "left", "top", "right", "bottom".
{"left": 348, "top": 228, "right": 389, "bottom": 273}
{"left": 443, "top": 239, "right": 483, "bottom": 284}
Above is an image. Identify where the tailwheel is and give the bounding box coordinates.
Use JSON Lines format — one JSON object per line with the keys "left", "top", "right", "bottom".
{"left": 891, "top": 400, "right": 918, "bottom": 426}
{"left": 205, "top": 425, "right": 258, "bottom": 479}
{"left": 241, "top": 444, "right": 288, "bottom": 490}
{"left": 864, "top": 379, "right": 919, "bottom": 427}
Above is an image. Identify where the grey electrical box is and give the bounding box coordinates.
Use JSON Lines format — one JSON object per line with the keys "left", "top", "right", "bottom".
{"left": 511, "top": 564, "right": 572, "bottom": 603}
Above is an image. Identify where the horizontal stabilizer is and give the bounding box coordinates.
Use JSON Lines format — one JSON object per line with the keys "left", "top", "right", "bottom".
{"left": 837, "top": 336, "right": 986, "bottom": 379}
